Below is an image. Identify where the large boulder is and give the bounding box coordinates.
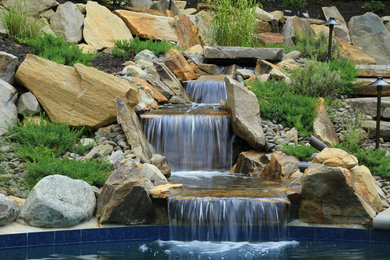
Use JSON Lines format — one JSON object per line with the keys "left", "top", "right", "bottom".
{"left": 165, "top": 49, "right": 198, "bottom": 81}
{"left": 322, "top": 6, "right": 350, "bottom": 42}
{"left": 349, "top": 12, "right": 390, "bottom": 65}
{"left": 0, "top": 193, "right": 19, "bottom": 225}
{"left": 312, "top": 148, "right": 358, "bottom": 169}
{"left": 83, "top": 1, "right": 133, "bottom": 50}
{"left": 15, "top": 54, "right": 140, "bottom": 128}
{"left": 261, "top": 152, "right": 299, "bottom": 180}
{"left": 96, "top": 159, "right": 155, "bottom": 225}
{"left": 50, "top": 1, "right": 84, "bottom": 43}
{"left": 0, "top": 51, "right": 17, "bottom": 84}
{"left": 225, "top": 76, "right": 266, "bottom": 151}
{"left": 313, "top": 98, "right": 338, "bottom": 146}
{"left": 232, "top": 150, "right": 267, "bottom": 176}
{"left": 204, "top": 46, "right": 283, "bottom": 62}
{"left": 175, "top": 14, "right": 201, "bottom": 49}
{"left": 0, "top": 79, "right": 17, "bottom": 136}
{"left": 19, "top": 175, "right": 96, "bottom": 227}
{"left": 336, "top": 40, "right": 376, "bottom": 65}
{"left": 114, "top": 10, "right": 178, "bottom": 43}
{"left": 188, "top": 10, "right": 213, "bottom": 45}
{"left": 281, "top": 16, "right": 313, "bottom": 46}
{"left": 296, "top": 164, "right": 376, "bottom": 225}
{"left": 3, "top": 0, "right": 58, "bottom": 14}
{"left": 150, "top": 154, "right": 171, "bottom": 178}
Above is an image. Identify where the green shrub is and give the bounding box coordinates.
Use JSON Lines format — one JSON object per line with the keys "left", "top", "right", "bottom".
{"left": 294, "top": 31, "right": 339, "bottom": 61}
{"left": 329, "top": 59, "right": 359, "bottom": 95}
{"left": 289, "top": 59, "right": 341, "bottom": 98}
{"left": 364, "top": 1, "right": 385, "bottom": 12}
{"left": 281, "top": 144, "right": 318, "bottom": 161}
{"left": 249, "top": 79, "right": 317, "bottom": 136}
{"left": 22, "top": 33, "right": 98, "bottom": 66}
{"left": 1, "top": 0, "right": 44, "bottom": 41}
{"left": 112, "top": 36, "right": 177, "bottom": 58}
{"left": 283, "top": 0, "right": 307, "bottom": 8}
{"left": 210, "top": 0, "right": 259, "bottom": 47}
{"left": 355, "top": 149, "right": 390, "bottom": 179}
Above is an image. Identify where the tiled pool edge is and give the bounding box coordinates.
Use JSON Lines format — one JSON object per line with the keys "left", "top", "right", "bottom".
{"left": 1, "top": 225, "right": 390, "bottom": 249}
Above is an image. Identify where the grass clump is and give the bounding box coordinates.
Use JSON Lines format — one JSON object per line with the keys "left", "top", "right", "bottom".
{"left": 364, "top": 1, "right": 385, "bottom": 12}
{"left": 210, "top": 0, "right": 259, "bottom": 47}
{"left": 294, "top": 31, "right": 339, "bottom": 62}
{"left": 112, "top": 36, "right": 177, "bottom": 58}
{"left": 281, "top": 144, "right": 318, "bottom": 161}
{"left": 1, "top": 0, "right": 44, "bottom": 41}
{"left": 22, "top": 33, "right": 98, "bottom": 66}
{"left": 249, "top": 79, "right": 317, "bottom": 136}
{"left": 6, "top": 116, "right": 112, "bottom": 189}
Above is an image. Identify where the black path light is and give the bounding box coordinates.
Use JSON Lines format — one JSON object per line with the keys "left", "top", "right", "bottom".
{"left": 324, "top": 17, "right": 340, "bottom": 62}
{"left": 368, "top": 77, "right": 390, "bottom": 149}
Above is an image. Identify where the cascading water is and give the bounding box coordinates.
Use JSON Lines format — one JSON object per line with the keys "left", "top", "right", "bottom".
{"left": 168, "top": 196, "right": 289, "bottom": 242}
{"left": 186, "top": 81, "right": 227, "bottom": 104}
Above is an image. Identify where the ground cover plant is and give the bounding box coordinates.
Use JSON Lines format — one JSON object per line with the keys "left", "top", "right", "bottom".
{"left": 22, "top": 33, "right": 98, "bottom": 66}
{"left": 294, "top": 31, "right": 339, "bottom": 62}
{"left": 281, "top": 143, "right": 318, "bottom": 161}
{"left": 112, "top": 36, "right": 177, "bottom": 58}
{"left": 5, "top": 116, "right": 113, "bottom": 189}
{"left": 364, "top": 0, "right": 385, "bottom": 12}
{"left": 209, "top": 0, "right": 259, "bottom": 47}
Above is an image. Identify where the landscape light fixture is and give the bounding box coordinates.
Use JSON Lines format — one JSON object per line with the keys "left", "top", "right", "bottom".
{"left": 324, "top": 17, "right": 340, "bottom": 62}
{"left": 168, "top": 0, "right": 172, "bottom": 10}
{"left": 368, "top": 77, "right": 390, "bottom": 149}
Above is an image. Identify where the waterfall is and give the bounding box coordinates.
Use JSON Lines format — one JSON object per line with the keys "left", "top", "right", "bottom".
{"left": 186, "top": 81, "right": 227, "bottom": 104}
{"left": 168, "top": 196, "right": 289, "bottom": 242}
{"left": 141, "top": 113, "right": 234, "bottom": 171}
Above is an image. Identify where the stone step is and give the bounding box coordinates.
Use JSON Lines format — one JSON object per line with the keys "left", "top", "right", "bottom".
{"left": 361, "top": 120, "right": 390, "bottom": 141}
{"left": 203, "top": 46, "right": 283, "bottom": 62}
{"left": 357, "top": 65, "right": 390, "bottom": 78}
{"left": 345, "top": 97, "right": 390, "bottom": 120}
{"left": 355, "top": 77, "right": 390, "bottom": 96}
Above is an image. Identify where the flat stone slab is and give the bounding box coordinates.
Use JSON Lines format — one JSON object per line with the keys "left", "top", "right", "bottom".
{"left": 357, "top": 65, "right": 390, "bottom": 78}
{"left": 361, "top": 120, "right": 390, "bottom": 140}
{"left": 374, "top": 208, "right": 390, "bottom": 230}
{"left": 345, "top": 97, "right": 390, "bottom": 120}
{"left": 203, "top": 46, "right": 283, "bottom": 61}
{"left": 355, "top": 78, "right": 390, "bottom": 96}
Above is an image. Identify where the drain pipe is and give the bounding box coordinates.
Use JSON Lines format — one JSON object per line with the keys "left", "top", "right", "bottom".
{"left": 309, "top": 135, "right": 328, "bottom": 151}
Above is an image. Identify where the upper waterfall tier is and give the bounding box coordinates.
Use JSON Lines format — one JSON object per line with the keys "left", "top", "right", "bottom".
{"left": 186, "top": 81, "right": 227, "bottom": 104}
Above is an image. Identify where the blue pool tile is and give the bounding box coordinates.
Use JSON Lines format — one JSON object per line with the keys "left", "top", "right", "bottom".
{"left": 370, "top": 230, "right": 390, "bottom": 244}
{"left": 81, "top": 228, "right": 108, "bottom": 243}
{"left": 133, "top": 226, "right": 158, "bottom": 241}
{"left": 158, "top": 226, "right": 170, "bottom": 240}
{"left": 342, "top": 228, "right": 370, "bottom": 242}
{"left": 54, "top": 243, "right": 82, "bottom": 256}
{"left": 106, "top": 227, "right": 132, "bottom": 241}
{"left": 288, "top": 226, "right": 316, "bottom": 241}
{"left": 27, "top": 231, "right": 54, "bottom": 247}
{"left": 0, "top": 233, "right": 27, "bottom": 248}
{"left": 316, "top": 227, "right": 344, "bottom": 241}
{"left": 0, "top": 247, "right": 27, "bottom": 260}
{"left": 55, "top": 229, "right": 81, "bottom": 245}
{"left": 26, "top": 245, "right": 55, "bottom": 258}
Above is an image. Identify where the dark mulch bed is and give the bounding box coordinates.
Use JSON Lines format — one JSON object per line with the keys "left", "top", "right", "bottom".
{"left": 92, "top": 53, "right": 129, "bottom": 74}
{"left": 0, "top": 33, "right": 31, "bottom": 66}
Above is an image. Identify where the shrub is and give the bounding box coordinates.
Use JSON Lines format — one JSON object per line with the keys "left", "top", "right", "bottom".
{"left": 289, "top": 59, "right": 341, "bottom": 98}
{"left": 281, "top": 144, "right": 318, "bottom": 161}
{"left": 22, "top": 33, "right": 98, "bottom": 66}
{"left": 283, "top": 0, "right": 307, "bottom": 8}
{"left": 294, "top": 31, "right": 339, "bottom": 62}
{"left": 364, "top": 1, "right": 385, "bottom": 12}
{"left": 1, "top": 0, "right": 44, "bottom": 41}
{"left": 249, "top": 79, "right": 317, "bottom": 136}
{"left": 355, "top": 149, "right": 390, "bottom": 179}
{"left": 210, "top": 0, "right": 259, "bottom": 47}
{"left": 329, "top": 59, "right": 359, "bottom": 95}
{"left": 112, "top": 36, "right": 177, "bottom": 58}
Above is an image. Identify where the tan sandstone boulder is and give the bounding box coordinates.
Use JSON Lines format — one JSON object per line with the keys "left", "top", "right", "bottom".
{"left": 313, "top": 98, "right": 338, "bottom": 146}
{"left": 312, "top": 148, "right": 358, "bottom": 169}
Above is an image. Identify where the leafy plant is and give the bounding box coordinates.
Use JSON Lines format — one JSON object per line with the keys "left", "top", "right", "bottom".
{"left": 282, "top": 143, "right": 318, "bottom": 161}
{"left": 210, "top": 0, "right": 259, "bottom": 47}
{"left": 112, "top": 36, "right": 177, "bottom": 58}
{"left": 22, "top": 33, "right": 98, "bottom": 66}
{"left": 294, "top": 31, "right": 339, "bottom": 62}
{"left": 283, "top": 0, "right": 307, "bottom": 8}
{"left": 328, "top": 59, "right": 359, "bottom": 95}
{"left": 289, "top": 59, "right": 341, "bottom": 98}
{"left": 364, "top": 1, "right": 385, "bottom": 12}
{"left": 1, "top": 0, "right": 44, "bottom": 41}
{"left": 248, "top": 79, "right": 317, "bottom": 136}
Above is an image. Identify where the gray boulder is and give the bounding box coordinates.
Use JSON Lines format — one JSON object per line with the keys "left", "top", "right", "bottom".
{"left": 0, "top": 194, "right": 20, "bottom": 225}
{"left": 140, "top": 163, "right": 167, "bottom": 185}
{"left": 3, "top": 0, "right": 58, "bottom": 14}
{"left": 0, "top": 79, "right": 17, "bottom": 136}
{"left": 17, "top": 92, "right": 41, "bottom": 116}
{"left": 50, "top": 1, "right": 84, "bottom": 43}
{"left": 322, "top": 6, "right": 350, "bottom": 42}
{"left": 134, "top": 50, "right": 157, "bottom": 63}
{"left": 0, "top": 51, "right": 18, "bottom": 84}
{"left": 19, "top": 175, "right": 96, "bottom": 227}
{"left": 150, "top": 154, "right": 171, "bottom": 178}
{"left": 204, "top": 46, "right": 283, "bottom": 62}
{"left": 361, "top": 120, "right": 390, "bottom": 141}
{"left": 108, "top": 150, "right": 125, "bottom": 167}
{"left": 129, "top": 0, "right": 152, "bottom": 9}
{"left": 349, "top": 12, "right": 390, "bottom": 65}
{"left": 225, "top": 76, "right": 266, "bottom": 151}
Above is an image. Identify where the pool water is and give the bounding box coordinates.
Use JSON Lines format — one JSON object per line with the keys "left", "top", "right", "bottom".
{"left": 2, "top": 240, "right": 390, "bottom": 259}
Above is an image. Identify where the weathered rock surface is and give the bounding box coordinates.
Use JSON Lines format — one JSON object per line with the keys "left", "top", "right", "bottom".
{"left": 16, "top": 91, "right": 41, "bottom": 116}
{"left": 175, "top": 14, "right": 201, "bottom": 49}
{"left": 165, "top": 49, "right": 198, "bottom": 81}
{"left": 130, "top": 0, "right": 152, "bottom": 9}
{"left": 361, "top": 120, "right": 390, "bottom": 140}
{"left": 96, "top": 159, "right": 154, "bottom": 225}
{"left": 313, "top": 98, "right": 338, "bottom": 146}
{"left": 322, "top": 6, "right": 350, "bottom": 42}
{"left": 114, "top": 10, "right": 178, "bottom": 42}
{"left": 134, "top": 50, "right": 157, "bottom": 63}
{"left": 0, "top": 79, "right": 17, "bottom": 136}
{"left": 225, "top": 76, "right": 266, "bottom": 151}
{"left": 261, "top": 152, "right": 299, "bottom": 180}
{"left": 150, "top": 0, "right": 180, "bottom": 15}
{"left": 50, "top": 1, "right": 84, "bottom": 43}
{"left": 312, "top": 148, "right": 358, "bottom": 169}
{"left": 0, "top": 51, "right": 17, "bottom": 84}
{"left": 140, "top": 163, "right": 167, "bottom": 185}
{"left": 256, "top": 33, "right": 285, "bottom": 46}
{"left": 150, "top": 154, "right": 171, "bottom": 178}
{"left": 3, "top": 0, "right": 58, "bottom": 14}
{"left": 337, "top": 40, "right": 376, "bottom": 65}
{"left": 15, "top": 54, "right": 140, "bottom": 128}
{"left": 19, "top": 175, "right": 96, "bottom": 227}
{"left": 356, "top": 65, "right": 390, "bottom": 78}
{"left": 296, "top": 164, "right": 376, "bottom": 225}
{"left": 0, "top": 193, "right": 19, "bottom": 225}
{"left": 150, "top": 184, "right": 183, "bottom": 199}
{"left": 188, "top": 10, "right": 213, "bottom": 45}
{"left": 282, "top": 16, "right": 313, "bottom": 46}
{"left": 232, "top": 150, "right": 267, "bottom": 176}
{"left": 345, "top": 97, "right": 390, "bottom": 120}
{"left": 133, "top": 78, "right": 168, "bottom": 103}
{"left": 204, "top": 46, "right": 283, "bottom": 62}
{"left": 116, "top": 97, "right": 152, "bottom": 161}
{"left": 83, "top": 1, "right": 133, "bottom": 50}
{"left": 349, "top": 12, "right": 390, "bottom": 65}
